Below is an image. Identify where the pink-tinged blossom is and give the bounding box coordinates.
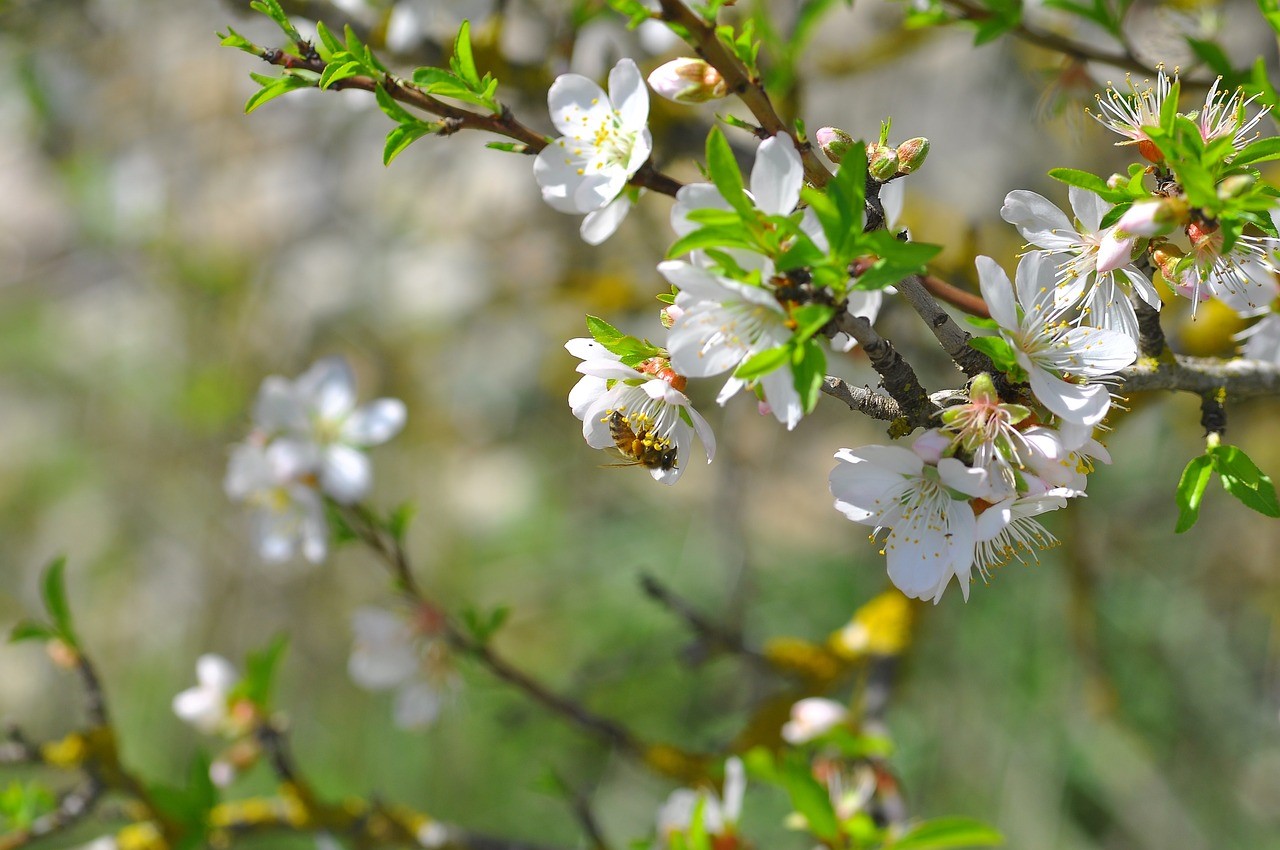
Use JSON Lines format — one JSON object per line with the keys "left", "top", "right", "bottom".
{"left": 1000, "top": 187, "right": 1159, "bottom": 340}
{"left": 977, "top": 253, "right": 1137, "bottom": 430}
{"left": 534, "top": 58, "right": 651, "bottom": 242}
{"left": 172, "top": 655, "right": 241, "bottom": 736}
{"left": 1198, "top": 76, "right": 1271, "bottom": 153}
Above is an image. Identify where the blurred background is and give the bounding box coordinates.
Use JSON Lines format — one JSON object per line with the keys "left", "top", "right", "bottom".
{"left": 2, "top": 0, "right": 1280, "bottom": 847}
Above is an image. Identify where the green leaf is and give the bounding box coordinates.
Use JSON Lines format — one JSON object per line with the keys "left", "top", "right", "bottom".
{"left": 665, "top": 225, "right": 757, "bottom": 259}
{"left": 240, "top": 635, "right": 289, "bottom": 709}
{"left": 315, "top": 21, "right": 343, "bottom": 57}
{"left": 462, "top": 605, "right": 510, "bottom": 644}
{"left": 734, "top": 345, "right": 791, "bottom": 380}
{"left": 8, "top": 621, "right": 57, "bottom": 644}
{"left": 890, "top": 816, "right": 1004, "bottom": 849}
{"left": 1046, "top": 168, "right": 1123, "bottom": 200}
{"left": 486, "top": 141, "right": 529, "bottom": 154}
{"left": 450, "top": 21, "right": 481, "bottom": 87}
{"left": 217, "top": 27, "right": 261, "bottom": 55}
{"left": 705, "top": 127, "right": 752, "bottom": 217}
{"left": 791, "top": 304, "right": 835, "bottom": 342}
{"left": 374, "top": 85, "right": 416, "bottom": 124}
{"left": 778, "top": 751, "right": 840, "bottom": 841}
{"left": 1211, "top": 444, "right": 1280, "bottom": 517}
{"left": 1232, "top": 136, "right": 1280, "bottom": 167}
{"left": 384, "top": 122, "right": 436, "bottom": 165}
{"left": 967, "top": 336, "right": 1019, "bottom": 373}
{"left": 320, "top": 60, "right": 365, "bottom": 90}
{"left": 250, "top": 0, "right": 302, "bottom": 42}
{"left": 792, "top": 339, "right": 826, "bottom": 413}
{"left": 40, "top": 556, "right": 76, "bottom": 648}
{"left": 586, "top": 315, "right": 627, "bottom": 348}
{"left": 244, "top": 73, "right": 313, "bottom": 113}
{"left": 1175, "top": 454, "right": 1214, "bottom": 533}
{"left": 387, "top": 502, "right": 417, "bottom": 542}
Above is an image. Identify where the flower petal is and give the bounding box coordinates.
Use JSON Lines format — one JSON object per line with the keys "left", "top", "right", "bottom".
{"left": 321, "top": 444, "right": 372, "bottom": 504}
{"left": 547, "top": 73, "right": 611, "bottom": 137}
{"left": 976, "top": 255, "right": 1018, "bottom": 331}
{"left": 1000, "top": 190, "right": 1079, "bottom": 251}
{"left": 343, "top": 399, "right": 406, "bottom": 446}
{"left": 607, "top": 58, "right": 649, "bottom": 132}
{"left": 580, "top": 193, "right": 634, "bottom": 245}
{"left": 750, "top": 135, "right": 803, "bottom": 216}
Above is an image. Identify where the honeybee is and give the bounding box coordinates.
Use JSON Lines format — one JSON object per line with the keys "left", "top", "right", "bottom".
{"left": 607, "top": 411, "right": 678, "bottom": 471}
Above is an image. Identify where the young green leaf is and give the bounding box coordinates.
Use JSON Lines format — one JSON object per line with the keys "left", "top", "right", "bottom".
{"left": 244, "top": 73, "right": 314, "bottom": 114}
{"left": 241, "top": 634, "right": 289, "bottom": 709}
{"left": 450, "top": 21, "right": 481, "bottom": 87}
{"left": 734, "top": 345, "right": 791, "bottom": 380}
{"left": 1174, "top": 453, "right": 1214, "bottom": 533}
{"left": 792, "top": 339, "right": 827, "bottom": 413}
{"left": 1211, "top": 444, "right": 1280, "bottom": 517}
{"left": 891, "top": 816, "right": 1005, "bottom": 849}
{"left": 384, "top": 122, "right": 437, "bottom": 165}
{"left": 40, "top": 556, "right": 76, "bottom": 648}
{"left": 705, "top": 127, "right": 752, "bottom": 217}
{"left": 8, "top": 622, "right": 57, "bottom": 644}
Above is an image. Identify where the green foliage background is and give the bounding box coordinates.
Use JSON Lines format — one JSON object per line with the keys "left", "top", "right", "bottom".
{"left": 2, "top": 0, "right": 1280, "bottom": 847}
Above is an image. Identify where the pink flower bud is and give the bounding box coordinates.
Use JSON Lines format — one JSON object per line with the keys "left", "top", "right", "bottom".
{"left": 894, "top": 137, "right": 929, "bottom": 174}
{"left": 816, "top": 126, "right": 855, "bottom": 163}
{"left": 646, "top": 58, "right": 727, "bottom": 104}
{"left": 912, "top": 428, "right": 952, "bottom": 464}
{"left": 1115, "top": 198, "right": 1186, "bottom": 237}
{"left": 660, "top": 303, "right": 683, "bottom": 328}
{"left": 866, "top": 143, "right": 899, "bottom": 181}
{"left": 1095, "top": 228, "right": 1138, "bottom": 273}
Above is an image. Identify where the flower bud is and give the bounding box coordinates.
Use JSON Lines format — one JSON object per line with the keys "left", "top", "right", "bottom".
{"left": 1095, "top": 227, "right": 1138, "bottom": 273}
{"left": 1187, "top": 219, "right": 1219, "bottom": 248}
{"left": 660, "top": 303, "right": 683, "bottom": 328}
{"left": 894, "top": 137, "right": 929, "bottom": 174}
{"left": 1217, "top": 173, "right": 1255, "bottom": 199}
{"left": 815, "top": 126, "right": 855, "bottom": 164}
{"left": 781, "top": 698, "right": 849, "bottom": 745}
{"left": 1115, "top": 197, "right": 1187, "bottom": 237}
{"left": 646, "top": 58, "right": 727, "bottom": 104}
{"left": 866, "top": 143, "right": 899, "bottom": 181}
{"left": 1152, "top": 242, "right": 1186, "bottom": 280}
{"left": 1106, "top": 173, "right": 1127, "bottom": 190}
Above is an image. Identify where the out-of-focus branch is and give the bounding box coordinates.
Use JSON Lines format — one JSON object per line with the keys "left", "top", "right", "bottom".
{"left": 639, "top": 574, "right": 772, "bottom": 670}
{"left": 920, "top": 274, "right": 989, "bottom": 319}
{"left": 0, "top": 780, "right": 104, "bottom": 850}
{"left": 940, "top": 0, "right": 1214, "bottom": 84}
{"left": 653, "top": 0, "right": 831, "bottom": 187}
{"left": 337, "top": 506, "right": 716, "bottom": 778}
{"left": 258, "top": 52, "right": 685, "bottom": 198}
{"left": 1117, "top": 354, "right": 1280, "bottom": 397}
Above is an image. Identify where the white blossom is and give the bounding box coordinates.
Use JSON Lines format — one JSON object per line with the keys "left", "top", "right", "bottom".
{"left": 1000, "top": 187, "right": 1159, "bottom": 339}
{"left": 1198, "top": 76, "right": 1271, "bottom": 153}
{"left": 173, "top": 654, "right": 240, "bottom": 736}
{"left": 533, "top": 58, "right": 651, "bottom": 240}
{"left": 656, "top": 757, "right": 745, "bottom": 845}
{"left": 224, "top": 440, "right": 328, "bottom": 564}
{"left": 977, "top": 253, "right": 1137, "bottom": 429}
{"left": 566, "top": 338, "right": 715, "bottom": 485}
{"left": 252, "top": 357, "right": 406, "bottom": 505}
{"left": 660, "top": 260, "right": 804, "bottom": 429}
{"left": 1089, "top": 67, "right": 1173, "bottom": 160}
{"left": 349, "top": 606, "right": 455, "bottom": 730}
{"left": 829, "top": 445, "right": 991, "bottom": 603}
{"left": 781, "top": 698, "right": 849, "bottom": 744}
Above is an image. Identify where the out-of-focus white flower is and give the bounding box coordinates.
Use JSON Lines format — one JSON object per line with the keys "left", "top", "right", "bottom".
{"left": 781, "top": 698, "right": 849, "bottom": 744}
{"left": 977, "top": 253, "right": 1136, "bottom": 430}
{"left": 566, "top": 338, "right": 715, "bottom": 485}
{"left": 224, "top": 440, "right": 328, "bottom": 564}
{"left": 252, "top": 357, "right": 406, "bottom": 505}
{"left": 173, "top": 655, "right": 240, "bottom": 736}
{"left": 657, "top": 757, "right": 745, "bottom": 845}
{"left": 829, "top": 446, "right": 990, "bottom": 603}
{"left": 349, "top": 606, "right": 456, "bottom": 730}
{"left": 1000, "top": 187, "right": 1159, "bottom": 339}
{"left": 1239, "top": 310, "right": 1280, "bottom": 363}
{"left": 534, "top": 58, "right": 651, "bottom": 240}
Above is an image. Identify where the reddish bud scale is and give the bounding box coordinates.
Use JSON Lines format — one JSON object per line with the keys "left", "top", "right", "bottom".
{"left": 638, "top": 357, "right": 688, "bottom": 393}
{"left": 1187, "top": 220, "right": 1219, "bottom": 247}
{"left": 1137, "top": 138, "right": 1164, "bottom": 163}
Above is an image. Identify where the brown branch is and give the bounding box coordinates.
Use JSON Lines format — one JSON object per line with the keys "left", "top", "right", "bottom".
{"left": 1117, "top": 354, "right": 1280, "bottom": 397}
{"left": 337, "top": 505, "right": 651, "bottom": 761}
{"left": 653, "top": 0, "right": 831, "bottom": 187}
{"left": 835, "top": 312, "right": 937, "bottom": 429}
{"left": 259, "top": 53, "right": 685, "bottom": 198}
{"left": 639, "top": 574, "right": 771, "bottom": 670}
{"left": 819, "top": 377, "right": 905, "bottom": 422}
{"left": 893, "top": 275, "right": 996, "bottom": 379}
{"left": 920, "top": 274, "right": 989, "bottom": 319}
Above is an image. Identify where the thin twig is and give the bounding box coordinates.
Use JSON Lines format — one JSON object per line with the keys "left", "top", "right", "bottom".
{"left": 653, "top": 0, "right": 831, "bottom": 187}
{"left": 819, "top": 378, "right": 905, "bottom": 422}
{"left": 639, "top": 574, "right": 772, "bottom": 670}
{"left": 894, "top": 275, "right": 996, "bottom": 379}
{"left": 835, "top": 312, "right": 937, "bottom": 429}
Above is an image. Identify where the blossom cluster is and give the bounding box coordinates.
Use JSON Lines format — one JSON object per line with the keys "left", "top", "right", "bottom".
{"left": 224, "top": 357, "right": 405, "bottom": 564}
